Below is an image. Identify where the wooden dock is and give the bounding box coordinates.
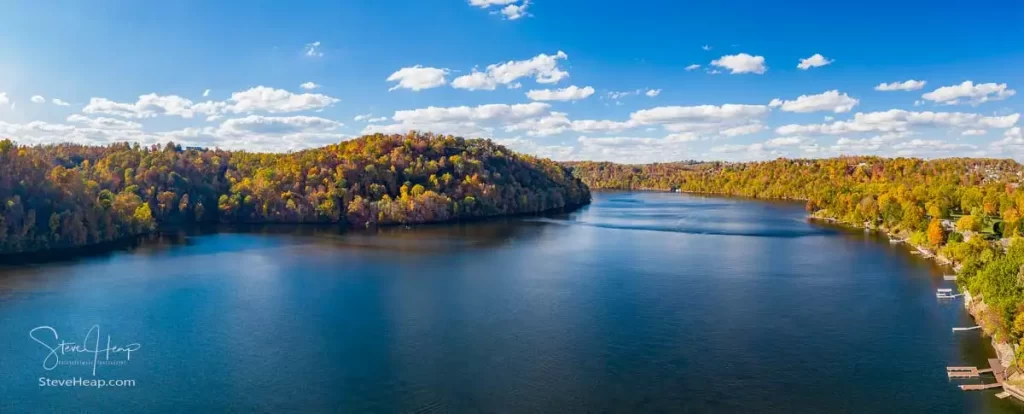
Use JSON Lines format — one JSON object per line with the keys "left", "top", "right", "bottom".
{"left": 955, "top": 359, "right": 1006, "bottom": 391}
{"left": 944, "top": 275, "right": 958, "bottom": 281}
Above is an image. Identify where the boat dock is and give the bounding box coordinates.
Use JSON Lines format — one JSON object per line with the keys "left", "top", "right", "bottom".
{"left": 949, "top": 359, "right": 1007, "bottom": 391}
{"left": 952, "top": 326, "right": 981, "bottom": 332}
{"left": 937, "top": 288, "right": 963, "bottom": 299}
{"left": 943, "top": 275, "right": 957, "bottom": 281}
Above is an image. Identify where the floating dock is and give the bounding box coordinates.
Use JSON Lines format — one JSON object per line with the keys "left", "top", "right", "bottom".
{"left": 944, "top": 275, "right": 958, "bottom": 281}
{"left": 952, "top": 359, "right": 1007, "bottom": 391}
{"left": 952, "top": 326, "right": 981, "bottom": 332}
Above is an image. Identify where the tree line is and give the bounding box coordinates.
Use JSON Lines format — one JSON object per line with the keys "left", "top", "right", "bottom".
{"left": 0, "top": 133, "right": 590, "bottom": 255}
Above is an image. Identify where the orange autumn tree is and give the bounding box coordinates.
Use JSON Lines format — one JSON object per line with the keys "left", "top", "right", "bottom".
{"left": 927, "top": 218, "right": 946, "bottom": 247}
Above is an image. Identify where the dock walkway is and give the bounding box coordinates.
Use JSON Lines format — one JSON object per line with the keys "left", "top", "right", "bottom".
{"left": 954, "top": 359, "right": 1006, "bottom": 391}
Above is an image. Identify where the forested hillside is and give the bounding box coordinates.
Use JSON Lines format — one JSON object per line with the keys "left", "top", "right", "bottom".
{"left": 570, "top": 157, "right": 1024, "bottom": 358}
{"left": 0, "top": 133, "right": 589, "bottom": 255}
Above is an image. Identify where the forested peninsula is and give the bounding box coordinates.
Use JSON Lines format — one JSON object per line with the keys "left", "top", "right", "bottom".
{"left": 569, "top": 158, "right": 1024, "bottom": 368}
{"left": 0, "top": 133, "right": 590, "bottom": 255}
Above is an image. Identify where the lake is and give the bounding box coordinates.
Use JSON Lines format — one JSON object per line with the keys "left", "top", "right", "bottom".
{"left": 0, "top": 191, "right": 1019, "bottom": 412}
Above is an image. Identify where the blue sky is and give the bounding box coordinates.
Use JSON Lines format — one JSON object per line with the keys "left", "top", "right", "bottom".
{"left": 1, "top": 0, "right": 1023, "bottom": 162}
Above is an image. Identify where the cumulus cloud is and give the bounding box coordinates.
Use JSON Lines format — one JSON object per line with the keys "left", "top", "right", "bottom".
{"left": 223, "top": 86, "right": 340, "bottom": 114}
{"left": 500, "top": 1, "right": 530, "bottom": 20}
{"left": 300, "top": 82, "right": 320, "bottom": 90}
{"left": 921, "top": 81, "right": 1015, "bottom": 105}
{"left": 0, "top": 93, "right": 9, "bottom": 108}
{"left": 961, "top": 129, "right": 987, "bottom": 136}
{"left": 874, "top": 80, "right": 926, "bottom": 91}
{"left": 452, "top": 51, "right": 569, "bottom": 90}
{"left": 710, "top": 53, "right": 767, "bottom": 74}
{"left": 203, "top": 89, "right": 211, "bottom": 97}
{"left": 31, "top": 95, "right": 45, "bottom": 104}
{"left": 354, "top": 113, "right": 373, "bottom": 122}
{"left": 52, "top": 98, "right": 70, "bottom": 106}
{"left": 645, "top": 89, "right": 662, "bottom": 97}
{"left": 82, "top": 87, "right": 339, "bottom": 119}
{"left": 386, "top": 66, "right": 449, "bottom": 91}
{"left": 525, "top": 85, "right": 595, "bottom": 101}
{"left": 797, "top": 54, "right": 833, "bottom": 70}
{"left": 768, "top": 90, "right": 859, "bottom": 113}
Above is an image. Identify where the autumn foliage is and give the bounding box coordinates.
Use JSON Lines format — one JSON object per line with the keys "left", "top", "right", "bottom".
{"left": 0, "top": 133, "right": 590, "bottom": 254}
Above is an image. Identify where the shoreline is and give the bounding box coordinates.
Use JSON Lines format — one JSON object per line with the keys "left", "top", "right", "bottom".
{"left": 0, "top": 200, "right": 591, "bottom": 266}
{"left": 600, "top": 186, "right": 1024, "bottom": 402}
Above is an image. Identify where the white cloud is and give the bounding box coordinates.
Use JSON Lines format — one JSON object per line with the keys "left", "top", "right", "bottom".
{"left": 223, "top": 86, "right": 339, "bottom": 114}
{"left": 304, "top": 41, "right": 324, "bottom": 57}
{"left": 31, "top": 95, "right": 45, "bottom": 104}
{"left": 505, "top": 112, "right": 636, "bottom": 136}
{"left": 921, "top": 81, "right": 1015, "bottom": 105}
{"left": 219, "top": 115, "right": 341, "bottom": 134}
{"left": 685, "top": 64, "right": 701, "bottom": 71}
{"left": 720, "top": 123, "right": 766, "bottom": 137}
{"left": 469, "top": 0, "right": 518, "bottom": 7}
{"left": 452, "top": 51, "right": 569, "bottom": 90}
{"left": 52, "top": 98, "right": 70, "bottom": 106}
{"left": 494, "top": 137, "right": 576, "bottom": 160}
{"left": 526, "top": 85, "right": 595, "bottom": 101}
{"left": 386, "top": 66, "right": 449, "bottom": 91}
{"left": 768, "top": 90, "right": 859, "bottom": 113}
{"left": 645, "top": 89, "right": 662, "bottom": 97}
{"left": 368, "top": 116, "right": 387, "bottom": 123}
{"left": 66, "top": 114, "right": 142, "bottom": 130}
{"left": 300, "top": 82, "right": 321, "bottom": 90}
{"left": 874, "top": 80, "right": 926, "bottom": 91}
{"left": 83, "top": 94, "right": 205, "bottom": 118}
{"left": 202, "top": 89, "right": 210, "bottom": 97}
{"left": 702, "top": 45, "right": 712, "bottom": 51}
{"left": 0, "top": 93, "right": 9, "bottom": 108}
{"left": 764, "top": 136, "right": 804, "bottom": 147}
{"left": 710, "top": 53, "right": 767, "bottom": 74}
{"left": 797, "top": 54, "right": 833, "bottom": 70}
{"left": 354, "top": 113, "right": 373, "bottom": 122}
{"left": 961, "top": 129, "right": 987, "bottom": 136}
{"left": 500, "top": 1, "right": 530, "bottom": 20}
{"left": 393, "top": 103, "right": 549, "bottom": 124}
{"left": 607, "top": 90, "right": 641, "bottom": 100}
{"left": 892, "top": 139, "right": 976, "bottom": 152}
{"left": 83, "top": 87, "right": 338, "bottom": 119}
{"left": 630, "top": 104, "right": 769, "bottom": 125}
{"left": 775, "top": 109, "right": 1020, "bottom": 136}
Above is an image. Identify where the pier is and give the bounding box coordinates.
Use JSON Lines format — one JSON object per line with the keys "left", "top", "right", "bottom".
{"left": 951, "top": 359, "right": 1007, "bottom": 391}
{"left": 952, "top": 326, "right": 981, "bottom": 332}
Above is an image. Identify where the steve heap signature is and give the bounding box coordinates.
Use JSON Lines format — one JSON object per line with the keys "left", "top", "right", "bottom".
{"left": 29, "top": 325, "right": 141, "bottom": 376}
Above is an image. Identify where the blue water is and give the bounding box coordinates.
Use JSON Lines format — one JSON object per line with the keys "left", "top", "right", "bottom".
{"left": 0, "top": 192, "right": 1019, "bottom": 412}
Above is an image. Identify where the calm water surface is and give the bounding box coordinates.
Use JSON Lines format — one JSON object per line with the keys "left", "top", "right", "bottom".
{"left": 0, "top": 192, "right": 1020, "bottom": 412}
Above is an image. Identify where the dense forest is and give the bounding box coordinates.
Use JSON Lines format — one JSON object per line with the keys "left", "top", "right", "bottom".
{"left": 570, "top": 158, "right": 1024, "bottom": 362}
{"left": 0, "top": 133, "right": 589, "bottom": 255}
